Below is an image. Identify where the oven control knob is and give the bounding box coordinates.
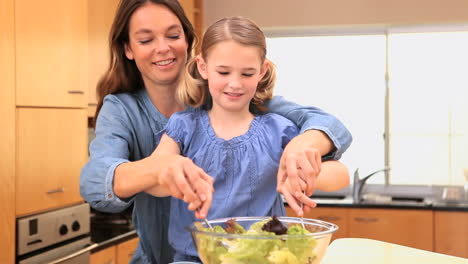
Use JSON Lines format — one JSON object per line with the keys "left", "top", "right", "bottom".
{"left": 72, "top": 221, "right": 81, "bottom": 232}
{"left": 59, "top": 224, "right": 68, "bottom": 235}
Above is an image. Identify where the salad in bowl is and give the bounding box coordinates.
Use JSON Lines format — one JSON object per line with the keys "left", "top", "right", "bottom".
{"left": 187, "top": 216, "right": 338, "bottom": 264}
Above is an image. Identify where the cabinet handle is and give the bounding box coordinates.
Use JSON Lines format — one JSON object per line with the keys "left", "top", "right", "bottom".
{"left": 48, "top": 243, "right": 98, "bottom": 264}
{"left": 318, "top": 216, "right": 341, "bottom": 221}
{"left": 68, "top": 90, "right": 85, "bottom": 94}
{"left": 46, "top": 188, "right": 65, "bottom": 194}
{"left": 354, "top": 217, "right": 378, "bottom": 223}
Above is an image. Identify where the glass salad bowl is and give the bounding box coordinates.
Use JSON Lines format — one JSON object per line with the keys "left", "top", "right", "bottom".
{"left": 187, "top": 216, "right": 338, "bottom": 264}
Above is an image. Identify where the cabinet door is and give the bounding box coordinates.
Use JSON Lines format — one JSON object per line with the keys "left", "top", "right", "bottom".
{"left": 179, "top": 0, "right": 195, "bottom": 24}
{"left": 91, "top": 246, "right": 116, "bottom": 264}
{"left": 116, "top": 237, "right": 139, "bottom": 264}
{"left": 15, "top": 0, "right": 88, "bottom": 108}
{"left": 88, "top": 0, "right": 119, "bottom": 116}
{"left": 16, "top": 108, "right": 87, "bottom": 216}
{"left": 286, "top": 206, "right": 349, "bottom": 241}
{"left": 349, "top": 208, "right": 433, "bottom": 251}
{"left": 1, "top": 0, "right": 16, "bottom": 262}
{"left": 434, "top": 211, "right": 468, "bottom": 258}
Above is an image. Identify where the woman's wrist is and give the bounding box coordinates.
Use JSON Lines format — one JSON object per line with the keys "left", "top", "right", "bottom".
{"left": 300, "top": 129, "right": 334, "bottom": 156}
{"left": 113, "top": 157, "right": 159, "bottom": 198}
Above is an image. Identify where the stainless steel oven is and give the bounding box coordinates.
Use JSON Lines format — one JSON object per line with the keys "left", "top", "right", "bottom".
{"left": 17, "top": 203, "right": 97, "bottom": 264}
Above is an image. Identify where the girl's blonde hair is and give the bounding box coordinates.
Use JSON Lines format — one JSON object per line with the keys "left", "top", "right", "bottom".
{"left": 177, "top": 16, "right": 276, "bottom": 112}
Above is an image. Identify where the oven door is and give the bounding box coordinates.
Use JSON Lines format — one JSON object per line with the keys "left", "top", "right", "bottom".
{"left": 18, "top": 237, "right": 97, "bottom": 264}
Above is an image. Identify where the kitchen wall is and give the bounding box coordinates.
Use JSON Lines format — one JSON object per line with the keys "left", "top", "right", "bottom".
{"left": 204, "top": 0, "right": 468, "bottom": 28}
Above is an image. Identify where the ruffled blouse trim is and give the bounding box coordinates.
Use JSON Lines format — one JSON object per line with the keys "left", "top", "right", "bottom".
{"left": 200, "top": 110, "right": 262, "bottom": 147}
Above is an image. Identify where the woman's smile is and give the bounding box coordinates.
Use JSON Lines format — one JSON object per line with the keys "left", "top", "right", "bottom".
{"left": 154, "top": 58, "right": 175, "bottom": 67}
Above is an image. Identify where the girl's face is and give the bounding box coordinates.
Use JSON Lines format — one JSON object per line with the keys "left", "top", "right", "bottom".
{"left": 197, "top": 41, "right": 268, "bottom": 114}
{"left": 125, "top": 3, "right": 188, "bottom": 89}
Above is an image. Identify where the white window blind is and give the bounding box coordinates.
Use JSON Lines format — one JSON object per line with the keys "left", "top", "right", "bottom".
{"left": 267, "top": 35, "right": 387, "bottom": 183}
{"left": 388, "top": 31, "right": 468, "bottom": 185}
{"left": 267, "top": 28, "right": 468, "bottom": 186}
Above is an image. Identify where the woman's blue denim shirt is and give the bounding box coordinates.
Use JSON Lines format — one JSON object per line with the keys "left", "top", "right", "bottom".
{"left": 80, "top": 88, "right": 352, "bottom": 264}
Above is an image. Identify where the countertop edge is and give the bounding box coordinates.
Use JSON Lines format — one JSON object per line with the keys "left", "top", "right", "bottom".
{"left": 91, "top": 230, "right": 138, "bottom": 253}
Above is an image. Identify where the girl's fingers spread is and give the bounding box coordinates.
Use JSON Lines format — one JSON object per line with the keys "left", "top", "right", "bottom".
{"left": 199, "top": 171, "right": 214, "bottom": 184}
{"left": 297, "top": 193, "right": 317, "bottom": 208}
{"left": 193, "top": 171, "right": 214, "bottom": 202}
{"left": 178, "top": 164, "right": 201, "bottom": 202}
{"left": 276, "top": 170, "right": 288, "bottom": 191}
{"left": 187, "top": 200, "right": 201, "bottom": 211}
{"left": 303, "top": 204, "right": 313, "bottom": 213}
{"left": 297, "top": 170, "right": 308, "bottom": 190}
{"left": 304, "top": 152, "right": 320, "bottom": 195}
{"left": 197, "top": 199, "right": 211, "bottom": 219}
{"left": 280, "top": 187, "right": 303, "bottom": 216}
{"left": 167, "top": 180, "right": 183, "bottom": 200}
{"left": 285, "top": 157, "right": 301, "bottom": 195}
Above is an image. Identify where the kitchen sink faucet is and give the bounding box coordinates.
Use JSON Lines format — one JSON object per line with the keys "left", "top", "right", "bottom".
{"left": 352, "top": 167, "right": 391, "bottom": 204}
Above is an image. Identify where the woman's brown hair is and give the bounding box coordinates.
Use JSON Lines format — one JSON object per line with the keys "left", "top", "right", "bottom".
{"left": 177, "top": 16, "right": 276, "bottom": 112}
{"left": 93, "top": 0, "right": 196, "bottom": 125}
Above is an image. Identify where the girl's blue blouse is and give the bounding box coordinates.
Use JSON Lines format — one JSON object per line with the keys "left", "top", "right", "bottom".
{"left": 165, "top": 109, "right": 298, "bottom": 258}
{"left": 80, "top": 88, "right": 352, "bottom": 264}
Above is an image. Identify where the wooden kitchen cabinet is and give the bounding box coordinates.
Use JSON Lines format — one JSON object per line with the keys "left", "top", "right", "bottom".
{"left": 91, "top": 246, "right": 116, "bottom": 264}
{"left": 179, "top": 0, "right": 203, "bottom": 40}
{"left": 16, "top": 108, "right": 87, "bottom": 216}
{"left": 434, "top": 211, "right": 468, "bottom": 258}
{"left": 286, "top": 206, "right": 349, "bottom": 241}
{"left": 116, "top": 237, "right": 139, "bottom": 264}
{"left": 15, "top": 0, "right": 88, "bottom": 108}
{"left": 88, "top": 0, "right": 119, "bottom": 117}
{"left": 348, "top": 208, "right": 433, "bottom": 251}
{"left": 0, "top": 0, "right": 16, "bottom": 262}
{"left": 91, "top": 237, "right": 139, "bottom": 264}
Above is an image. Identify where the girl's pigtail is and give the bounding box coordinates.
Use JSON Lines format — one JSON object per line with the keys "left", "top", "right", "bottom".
{"left": 252, "top": 60, "right": 276, "bottom": 112}
{"left": 177, "top": 57, "right": 207, "bottom": 107}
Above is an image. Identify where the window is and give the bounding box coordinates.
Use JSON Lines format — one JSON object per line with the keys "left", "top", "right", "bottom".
{"left": 267, "top": 26, "right": 468, "bottom": 185}
{"left": 388, "top": 30, "right": 468, "bottom": 185}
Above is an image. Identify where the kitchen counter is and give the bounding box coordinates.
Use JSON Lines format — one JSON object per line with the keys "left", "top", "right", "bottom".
{"left": 310, "top": 184, "right": 468, "bottom": 212}
{"left": 89, "top": 207, "right": 137, "bottom": 253}
{"left": 321, "top": 238, "right": 468, "bottom": 264}
{"left": 91, "top": 230, "right": 138, "bottom": 253}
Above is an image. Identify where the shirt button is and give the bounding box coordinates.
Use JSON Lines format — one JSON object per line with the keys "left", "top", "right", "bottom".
{"left": 107, "top": 193, "right": 113, "bottom": 198}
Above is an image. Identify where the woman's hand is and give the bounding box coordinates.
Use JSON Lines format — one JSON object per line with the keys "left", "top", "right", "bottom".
{"left": 278, "top": 172, "right": 317, "bottom": 216}
{"left": 147, "top": 134, "right": 214, "bottom": 219}
{"left": 150, "top": 152, "right": 214, "bottom": 219}
{"left": 277, "top": 130, "right": 326, "bottom": 198}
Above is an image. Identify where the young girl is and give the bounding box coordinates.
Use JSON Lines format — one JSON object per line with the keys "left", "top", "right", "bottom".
{"left": 151, "top": 16, "right": 349, "bottom": 262}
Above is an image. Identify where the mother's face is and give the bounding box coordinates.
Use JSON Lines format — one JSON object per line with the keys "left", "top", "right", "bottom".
{"left": 124, "top": 2, "right": 188, "bottom": 88}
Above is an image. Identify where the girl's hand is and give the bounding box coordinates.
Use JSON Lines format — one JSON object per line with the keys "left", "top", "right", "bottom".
{"left": 277, "top": 131, "right": 323, "bottom": 198}
{"left": 152, "top": 153, "right": 214, "bottom": 219}
{"left": 278, "top": 170, "right": 317, "bottom": 216}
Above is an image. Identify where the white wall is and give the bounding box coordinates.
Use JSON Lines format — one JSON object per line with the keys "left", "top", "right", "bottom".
{"left": 204, "top": 0, "right": 468, "bottom": 29}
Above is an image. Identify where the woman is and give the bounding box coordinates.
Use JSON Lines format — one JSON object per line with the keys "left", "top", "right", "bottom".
{"left": 80, "top": 0, "right": 352, "bottom": 263}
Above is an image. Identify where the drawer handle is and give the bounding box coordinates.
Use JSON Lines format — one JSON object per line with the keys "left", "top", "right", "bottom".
{"left": 48, "top": 243, "right": 98, "bottom": 264}
{"left": 354, "top": 217, "right": 378, "bottom": 223}
{"left": 46, "top": 188, "right": 65, "bottom": 194}
{"left": 318, "top": 216, "right": 341, "bottom": 221}
{"left": 68, "top": 90, "right": 85, "bottom": 94}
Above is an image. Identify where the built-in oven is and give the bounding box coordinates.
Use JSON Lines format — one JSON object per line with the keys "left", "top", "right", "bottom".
{"left": 17, "top": 203, "right": 97, "bottom": 264}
